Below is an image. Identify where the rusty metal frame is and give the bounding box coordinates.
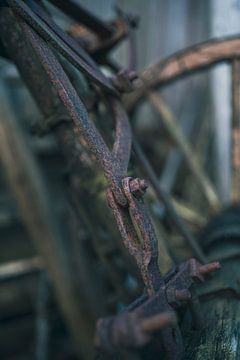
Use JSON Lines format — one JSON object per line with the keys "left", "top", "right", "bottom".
{"left": 0, "top": 1, "right": 224, "bottom": 359}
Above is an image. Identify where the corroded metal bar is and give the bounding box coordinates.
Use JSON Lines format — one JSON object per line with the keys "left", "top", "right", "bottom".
{"left": 7, "top": 0, "right": 116, "bottom": 94}
{"left": 19, "top": 19, "right": 127, "bottom": 205}
{"left": 111, "top": 98, "right": 132, "bottom": 175}
{"left": 125, "top": 35, "right": 240, "bottom": 110}
{"left": 49, "top": 0, "right": 113, "bottom": 39}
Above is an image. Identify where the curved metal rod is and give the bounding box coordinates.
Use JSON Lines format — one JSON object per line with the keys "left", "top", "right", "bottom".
{"left": 90, "top": 17, "right": 130, "bottom": 58}
{"left": 18, "top": 4, "right": 207, "bottom": 264}
{"left": 20, "top": 20, "right": 127, "bottom": 205}
{"left": 106, "top": 189, "right": 142, "bottom": 267}
{"left": 48, "top": 0, "right": 113, "bottom": 39}
{"left": 19, "top": 17, "right": 166, "bottom": 289}
{"left": 21, "top": 19, "right": 165, "bottom": 294}
{"left": 67, "top": 18, "right": 131, "bottom": 64}
{"left": 125, "top": 35, "right": 240, "bottom": 110}
{"left": 7, "top": 0, "right": 117, "bottom": 95}
{"left": 25, "top": 0, "right": 100, "bottom": 71}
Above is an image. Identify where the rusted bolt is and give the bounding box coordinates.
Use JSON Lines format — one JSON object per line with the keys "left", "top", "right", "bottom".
{"left": 199, "top": 261, "right": 221, "bottom": 275}
{"left": 129, "top": 178, "right": 149, "bottom": 199}
{"left": 175, "top": 289, "right": 191, "bottom": 302}
{"left": 141, "top": 312, "right": 177, "bottom": 334}
{"left": 166, "top": 287, "right": 191, "bottom": 306}
{"left": 112, "top": 69, "right": 138, "bottom": 92}
{"left": 189, "top": 258, "right": 221, "bottom": 282}
{"left": 95, "top": 311, "right": 176, "bottom": 353}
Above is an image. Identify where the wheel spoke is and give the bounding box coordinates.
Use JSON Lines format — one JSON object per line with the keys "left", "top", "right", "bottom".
{"left": 148, "top": 92, "right": 220, "bottom": 213}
